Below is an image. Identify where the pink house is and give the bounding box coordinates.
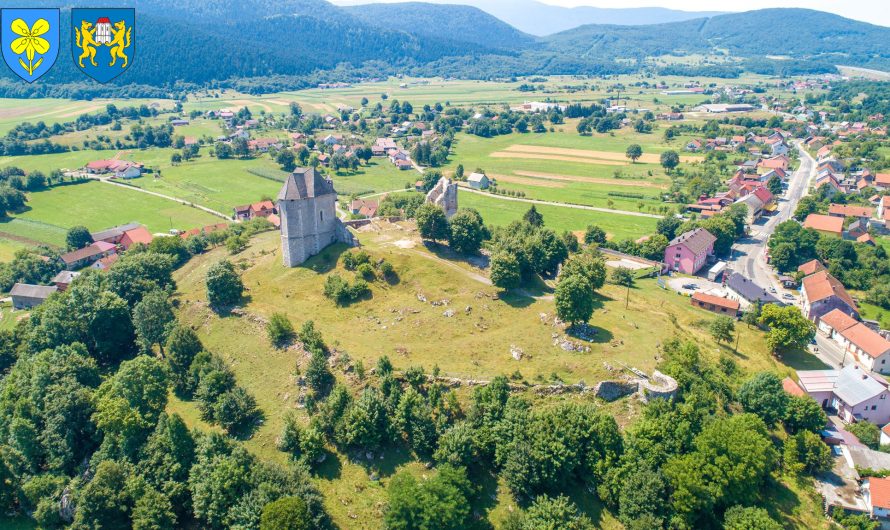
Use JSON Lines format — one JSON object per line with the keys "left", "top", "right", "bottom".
{"left": 664, "top": 228, "right": 717, "bottom": 274}
{"left": 797, "top": 364, "right": 890, "bottom": 425}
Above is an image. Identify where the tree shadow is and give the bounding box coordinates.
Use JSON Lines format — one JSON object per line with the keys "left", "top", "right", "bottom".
{"left": 230, "top": 407, "right": 265, "bottom": 441}
{"left": 313, "top": 448, "right": 343, "bottom": 480}
{"left": 348, "top": 444, "right": 413, "bottom": 479}
{"left": 500, "top": 291, "right": 536, "bottom": 308}
{"left": 466, "top": 469, "right": 499, "bottom": 530}
{"left": 423, "top": 241, "right": 489, "bottom": 270}
{"left": 781, "top": 347, "right": 831, "bottom": 371}
{"left": 567, "top": 324, "right": 614, "bottom": 345}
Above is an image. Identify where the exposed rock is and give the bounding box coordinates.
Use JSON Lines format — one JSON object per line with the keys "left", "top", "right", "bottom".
{"left": 510, "top": 345, "right": 524, "bottom": 361}
{"left": 443, "top": 309, "right": 455, "bottom": 317}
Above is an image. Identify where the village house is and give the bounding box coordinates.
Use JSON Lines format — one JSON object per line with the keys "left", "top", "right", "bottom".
{"left": 84, "top": 159, "right": 143, "bottom": 179}
{"left": 865, "top": 477, "right": 890, "bottom": 520}
{"left": 170, "top": 118, "right": 189, "bottom": 126}
{"left": 90, "top": 222, "right": 142, "bottom": 245}
{"left": 796, "top": 364, "right": 890, "bottom": 424}
{"left": 10, "top": 283, "right": 57, "bottom": 310}
{"left": 725, "top": 272, "right": 780, "bottom": 306}
{"left": 179, "top": 223, "right": 229, "bottom": 240}
{"left": 875, "top": 173, "right": 890, "bottom": 191}
{"left": 817, "top": 308, "right": 859, "bottom": 341}
{"left": 51, "top": 270, "right": 80, "bottom": 292}
{"left": 839, "top": 322, "right": 890, "bottom": 374}
{"left": 349, "top": 199, "right": 378, "bottom": 219}
{"left": 690, "top": 292, "right": 740, "bottom": 318}
{"left": 803, "top": 214, "right": 844, "bottom": 238}
{"left": 90, "top": 254, "right": 119, "bottom": 271}
{"left": 663, "top": 228, "right": 716, "bottom": 275}
{"left": 828, "top": 204, "right": 874, "bottom": 221}
{"left": 801, "top": 270, "right": 859, "bottom": 322}
{"left": 60, "top": 241, "right": 117, "bottom": 270}
{"left": 233, "top": 200, "right": 276, "bottom": 222}
{"left": 247, "top": 138, "right": 282, "bottom": 153}
{"left": 466, "top": 172, "right": 490, "bottom": 190}
{"left": 120, "top": 226, "right": 153, "bottom": 250}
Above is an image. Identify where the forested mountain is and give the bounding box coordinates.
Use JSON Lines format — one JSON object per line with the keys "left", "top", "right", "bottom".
{"left": 0, "top": 1, "right": 887, "bottom": 97}
{"left": 546, "top": 9, "right": 890, "bottom": 73}
{"left": 344, "top": 2, "right": 536, "bottom": 53}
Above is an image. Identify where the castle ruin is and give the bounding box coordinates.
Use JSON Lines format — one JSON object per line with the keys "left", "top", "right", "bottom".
{"left": 278, "top": 167, "right": 354, "bottom": 267}
{"left": 425, "top": 176, "right": 458, "bottom": 218}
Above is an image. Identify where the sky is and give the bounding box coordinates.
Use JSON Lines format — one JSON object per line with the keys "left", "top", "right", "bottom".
{"left": 331, "top": 0, "right": 890, "bottom": 27}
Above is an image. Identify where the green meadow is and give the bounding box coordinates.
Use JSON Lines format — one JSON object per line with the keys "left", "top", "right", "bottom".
{"left": 0, "top": 181, "right": 221, "bottom": 247}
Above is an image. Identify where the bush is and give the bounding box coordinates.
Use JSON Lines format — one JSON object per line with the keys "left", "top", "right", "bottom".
{"left": 260, "top": 497, "right": 311, "bottom": 530}
{"left": 342, "top": 250, "right": 370, "bottom": 271}
{"left": 213, "top": 387, "right": 260, "bottom": 435}
{"left": 356, "top": 262, "right": 376, "bottom": 281}
{"left": 267, "top": 312, "right": 295, "bottom": 348}
{"left": 206, "top": 260, "right": 243, "bottom": 309}
{"left": 848, "top": 421, "right": 881, "bottom": 449}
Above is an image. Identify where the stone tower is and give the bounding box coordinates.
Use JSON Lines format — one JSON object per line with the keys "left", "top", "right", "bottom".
{"left": 425, "top": 176, "right": 458, "bottom": 218}
{"left": 278, "top": 167, "right": 354, "bottom": 267}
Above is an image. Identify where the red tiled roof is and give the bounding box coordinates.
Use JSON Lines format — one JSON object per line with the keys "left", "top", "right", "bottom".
{"left": 803, "top": 214, "right": 843, "bottom": 234}
{"left": 691, "top": 292, "right": 740, "bottom": 311}
{"left": 828, "top": 204, "right": 874, "bottom": 218}
{"left": 802, "top": 270, "right": 857, "bottom": 310}
{"left": 782, "top": 377, "right": 806, "bottom": 397}
{"left": 841, "top": 323, "right": 890, "bottom": 359}
{"left": 876, "top": 173, "right": 890, "bottom": 186}
{"left": 121, "top": 226, "right": 153, "bottom": 248}
{"left": 870, "top": 477, "right": 890, "bottom": 509}
{"left": 819, "top": 309, "right": 858, "bottom": 333}
{"left": 798, "top": 259, "right": 825, "bottom": 276}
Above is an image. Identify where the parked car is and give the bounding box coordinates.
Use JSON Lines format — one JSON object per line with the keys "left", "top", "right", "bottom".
{"left": 782, "top": 293, "right": 796, "bottom": 300}
{"left": 682, "top": 283, "right": 698, "bottom": 290}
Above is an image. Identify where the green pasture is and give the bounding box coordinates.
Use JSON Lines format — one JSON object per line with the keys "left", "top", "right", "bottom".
{"left": 458, "top": 189, "right": 658, "bottom": 240}
{"left": 1, "top": 181, "right": 220, "bottom": 247}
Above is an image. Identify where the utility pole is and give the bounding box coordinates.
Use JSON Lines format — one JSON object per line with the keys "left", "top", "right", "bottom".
{"left": 625, "top": 284, "right": 630, "bottom": 309}
{"left": 735, "top": 328, "right": 741, "bottom": 353}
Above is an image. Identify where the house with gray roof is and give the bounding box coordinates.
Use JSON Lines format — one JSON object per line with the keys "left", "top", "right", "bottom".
{"left": 725, "top": 272, "right": 780, "bottom": 306}
{"left": 10, "top": 283, "right": 58, "bottom": 310}
{"left": 796, "top": 364, "right": 890, "bottom": 425}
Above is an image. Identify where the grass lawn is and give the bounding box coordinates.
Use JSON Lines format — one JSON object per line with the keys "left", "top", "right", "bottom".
{"left": 166, "top": 223, "right": 815, "bottom": 528}
{"left": 0, "top": 149, "right": 123, "bottom": 174}
{"left": 0, "top": 237, "right": 25, "bottom": 262}
{"left": 459, "top": 189, "right": 658, "bottom": 239}
{"left": 2, "top": 181, "right": 221, "bottom": 247}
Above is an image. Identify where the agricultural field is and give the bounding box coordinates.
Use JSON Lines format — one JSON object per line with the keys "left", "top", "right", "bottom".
{"left": 0, "top": 181, "right": 221, "bottom": 247}
{"left": 443, "top": 126, "right": 702, "bottom": 213}
{"left": 168, "top": 224, "right": 826, "bottom": 529}
{"left": 0, "top": 97, "right": 174, "bottom": 135}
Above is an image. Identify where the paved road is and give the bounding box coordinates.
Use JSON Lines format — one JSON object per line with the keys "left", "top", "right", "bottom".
{"left": 727, "top": 142, "right": 816, "bottom": 295}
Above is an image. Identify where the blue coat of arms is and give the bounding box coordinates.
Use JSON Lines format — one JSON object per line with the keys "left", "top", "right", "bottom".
{"left": 1, "top": 8, "right": 60, "bottom": 83}
{"left": 71, "top": 8, "right": 135, "bottom": 83}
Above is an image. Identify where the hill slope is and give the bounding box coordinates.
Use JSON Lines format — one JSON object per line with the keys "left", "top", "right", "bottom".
{"left": 545, "top": 8, "right": 890, "bottom": 71}
{"left": 1, "top": 2, "right": 888, "bottom": 93}
{"left": 344, "top": 2, "right": 536, "bottom": 52}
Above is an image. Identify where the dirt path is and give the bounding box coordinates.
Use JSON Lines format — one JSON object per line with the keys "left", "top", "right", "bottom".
{"left": 459, "top": 187, "right": 662, "bottom": 219}
{"left": 0, "top": 230, "right": 60, "bottom": 249}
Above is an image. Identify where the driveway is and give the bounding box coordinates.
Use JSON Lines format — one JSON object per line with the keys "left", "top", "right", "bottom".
{"left": 665, "top": 276, "right": 727, "bottom": 298}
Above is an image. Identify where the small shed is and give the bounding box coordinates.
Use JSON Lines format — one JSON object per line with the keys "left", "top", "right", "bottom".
{"left": 10, "top": 283, "right": 58, "bottom": 309}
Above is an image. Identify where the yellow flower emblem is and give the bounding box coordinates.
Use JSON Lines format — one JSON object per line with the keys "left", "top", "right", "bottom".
{"left": 9, "top": 18, "right": 50, "bottom": 76}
